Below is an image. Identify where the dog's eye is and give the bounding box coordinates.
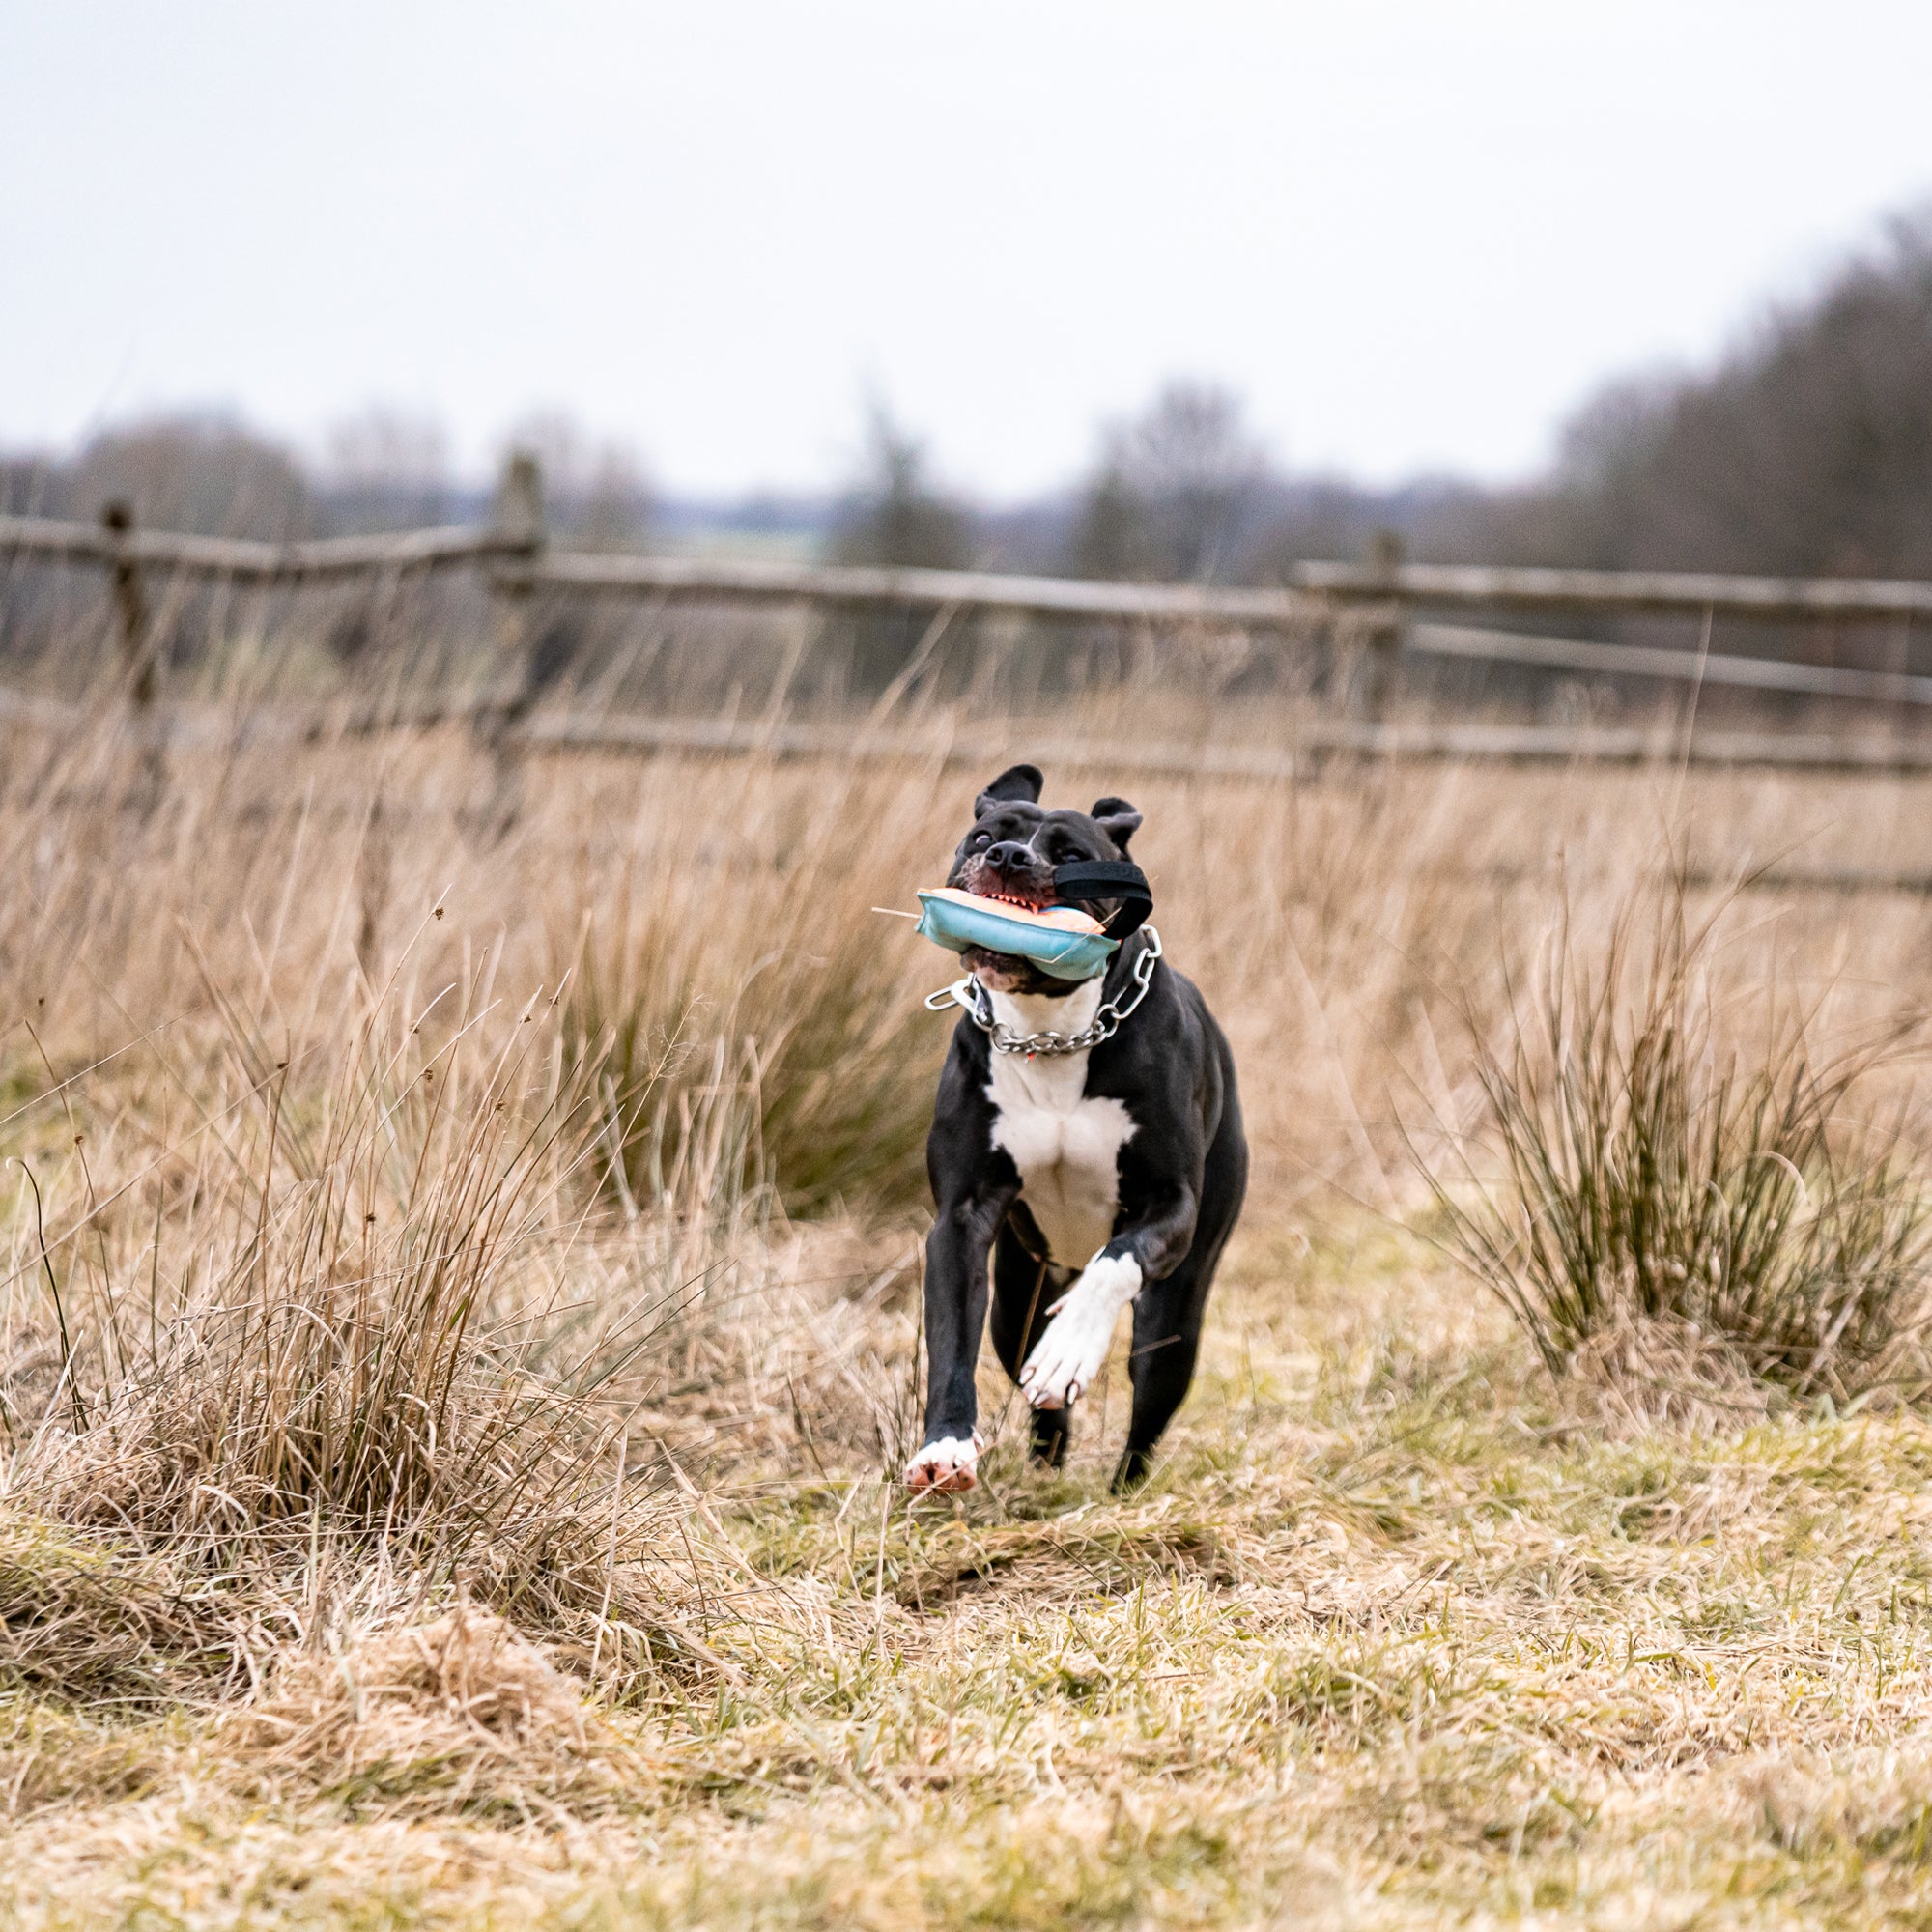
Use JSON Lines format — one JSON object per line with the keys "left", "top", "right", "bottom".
{"left": 971, "top": 831, "right": 990, "bottom": 849}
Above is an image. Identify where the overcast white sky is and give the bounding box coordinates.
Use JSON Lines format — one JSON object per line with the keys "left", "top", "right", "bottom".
{"left": 5, "top": 2, "right": 1932, "bottom": 499}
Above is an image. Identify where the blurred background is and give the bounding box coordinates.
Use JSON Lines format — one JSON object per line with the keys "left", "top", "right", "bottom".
{"left": 5, "top": 0, "right": 1931, "bottom": 582}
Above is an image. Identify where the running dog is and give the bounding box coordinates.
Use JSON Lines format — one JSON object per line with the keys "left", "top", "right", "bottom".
{"left": 906, "top": 763, "right": 1247, "bottom": 1493}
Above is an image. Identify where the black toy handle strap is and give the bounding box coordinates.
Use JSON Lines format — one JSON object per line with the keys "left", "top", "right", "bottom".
{"left": 1052, "top": 860, "right": 1153, "bottom": 938}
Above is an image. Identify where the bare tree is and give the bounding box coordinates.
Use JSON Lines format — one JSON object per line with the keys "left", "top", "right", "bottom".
{"left": 70, "top": 413, "right": 315, "bottom": 540}
{"left": 325, "top": 407, "right": 452, "bottom": 533}
{"left": 829, "top": 402, "right": 973, "bottom": 571}
{"left": 1493, "top": 208, "right": 1932, "bottom": 578}
{"left": 501, "top": 411, "right": 653, "bottom": 549}
{"left": 1069, "top": 380, "right": 1271, "bottom": 582}
{"left": 826, "top": 403, "right": 975, "bottom": 696}
{"left": 0, "top": 451, "right": 60, "bottom": 519}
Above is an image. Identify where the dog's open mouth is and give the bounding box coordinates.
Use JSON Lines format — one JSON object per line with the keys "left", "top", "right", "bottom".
{"left": 957, "top": 859, "right": 1056, "bottom": 912}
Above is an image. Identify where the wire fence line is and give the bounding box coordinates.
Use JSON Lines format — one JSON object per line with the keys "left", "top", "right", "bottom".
{"left": 4, "top": 453, "right": 1932, "bottom": 764}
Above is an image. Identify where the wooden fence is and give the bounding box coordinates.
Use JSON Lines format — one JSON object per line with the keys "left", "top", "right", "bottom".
{"left": 4, "top": 453, "right": 1931, "bottom": 766}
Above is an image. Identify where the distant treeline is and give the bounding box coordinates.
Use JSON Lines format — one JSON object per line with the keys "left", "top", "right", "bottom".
{"left": 8, "top": 210, "right": 1930, "bottom": 583}
{"left": 0, "top": 409, "right": 654, "bottom": 551}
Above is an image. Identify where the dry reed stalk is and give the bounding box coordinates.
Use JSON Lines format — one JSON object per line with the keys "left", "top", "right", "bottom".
{"left": 1427, "top": 871, "right": 1932, "bottom": 1400}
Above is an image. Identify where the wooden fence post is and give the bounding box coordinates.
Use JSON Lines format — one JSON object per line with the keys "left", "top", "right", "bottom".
{"left": 495, "top": 450, "right": 546, "bottom": 556}
{"left": 478, "top": 453, "right": 547, "bottom": 832}
{"left": 489, "top": 452, "right": 548, "bottom": 721}
{"left": 100, "top": 500, "right": 156, "bottom": 707}
{"left": 1351, "top": 527, "right": 1407, "bottom": 723}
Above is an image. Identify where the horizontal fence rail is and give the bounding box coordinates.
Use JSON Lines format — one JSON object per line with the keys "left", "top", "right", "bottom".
{"left": 9, "top": 506, "right": 1932, "bottom": 623}
{"left": 1405, "top": 622, "right": 1932, "bottom": 706}
{"left": 526, "top": 549, "right": 1323, "bottom": 625}
{"left": 5, "top": 453, "right": 1932, "bottom": 772}
{"left": 1289, "top": 558, "right": 1932, "bottom": 623}
{"left": 0, "top": 512, "right": 535, "bottom": 583}
{"left": 10, "top": 684, "right": 1932, "bottom": 778}
{"left": 522, "top": 711, "right": 1932, "bottom": 777}
{"left": 534, "top": 552, "right": 1932, "bottom": 626}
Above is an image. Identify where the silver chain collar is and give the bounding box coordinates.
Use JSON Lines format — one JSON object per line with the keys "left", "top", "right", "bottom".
{"left": 923, "top": 928, "right": 1163, "bottom": 1056}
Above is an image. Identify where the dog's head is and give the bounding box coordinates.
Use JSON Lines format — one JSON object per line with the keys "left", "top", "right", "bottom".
{"left": 946, "top": 762, "right": 1144, "bottom": 996}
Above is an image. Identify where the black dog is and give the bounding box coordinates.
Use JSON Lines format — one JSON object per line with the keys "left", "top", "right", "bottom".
{"left": 906, "top": 763, "right": 1246, "bottom": 1494}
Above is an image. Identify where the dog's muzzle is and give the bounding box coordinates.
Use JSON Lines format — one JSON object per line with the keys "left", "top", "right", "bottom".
{"left": 1048, "top": 861, "right": 1153, "bottom": 939}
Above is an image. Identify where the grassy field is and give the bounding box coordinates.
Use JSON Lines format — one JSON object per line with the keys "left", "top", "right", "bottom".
{"left": 6, "top": 701, "right": 1932, "bottom": 1928}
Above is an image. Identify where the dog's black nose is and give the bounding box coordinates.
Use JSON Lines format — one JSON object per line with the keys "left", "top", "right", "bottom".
{"left": 986, "top": 840, "right": 1035, "bottom": 873}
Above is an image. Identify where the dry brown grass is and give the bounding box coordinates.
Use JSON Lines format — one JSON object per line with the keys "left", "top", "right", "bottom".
{"left": 6, "top": 693, "right": 1932, "bottom": 1926}
{"left": 1430, "top": 874, "right": 1932, "bottom": 1401}
{"left": 216, "top": 1597, "right": 627, "bottom": 1816}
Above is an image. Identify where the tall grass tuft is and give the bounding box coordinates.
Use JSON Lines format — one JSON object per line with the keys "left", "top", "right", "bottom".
{"left": 563, "top": 756, "right": 947, "bottom": 1218}
{"left": 8, "top": 967, "right": 676, "bottom": 1621}
{"left": 1431, "top": 881, "right": 1932, "bottom": 1403}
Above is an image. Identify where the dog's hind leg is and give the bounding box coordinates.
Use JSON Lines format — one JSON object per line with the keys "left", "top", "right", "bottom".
{"left": 988, "top": 1223, "right": 1071, "bottom": 1467}
{"left": 1114, "top": 1173, "right": 1241, "bottom": 1487}
{"left": 1116, "top": 1092, "right": 1248, "bottom": 1489}
{"left": 1114, "top": 1265, "right": 1209, "bottom": 1490}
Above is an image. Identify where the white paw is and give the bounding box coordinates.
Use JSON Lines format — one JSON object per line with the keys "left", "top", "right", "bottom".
{"left": 1020, "top": 1254, "right": 1142, "bottom": 1409}
{"left": 905, "top": 1432, "right": 983, "bottom": 1494}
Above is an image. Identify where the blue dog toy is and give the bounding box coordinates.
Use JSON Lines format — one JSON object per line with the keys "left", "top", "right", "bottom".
{"left": 915, "top": 888, "right": 1120, "bottom": 982}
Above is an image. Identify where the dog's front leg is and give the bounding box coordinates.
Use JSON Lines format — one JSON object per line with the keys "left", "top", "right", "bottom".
{"left": 907, "top": 1184, "right": 1016, "bottom": 1494}
{"left": 1020, "top": 1182, "right": 1199, "bottom": 1411}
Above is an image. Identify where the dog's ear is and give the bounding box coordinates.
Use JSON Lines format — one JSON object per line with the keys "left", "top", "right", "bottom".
{"left": 1090, "top": 796, "right": 1142, "bottom": 852}
{"left": 974, "top": 763, "right": 1043, "bottom": 817}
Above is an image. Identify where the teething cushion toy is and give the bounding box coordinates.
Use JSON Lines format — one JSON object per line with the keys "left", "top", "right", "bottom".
{"left": 915, "top": 888, "right": 1119, "bottom": 981}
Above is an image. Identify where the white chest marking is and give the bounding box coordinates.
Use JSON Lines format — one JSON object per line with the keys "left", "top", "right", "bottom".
{"left": 982, "top": 980, "right": 1135, "bottom": 1266}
